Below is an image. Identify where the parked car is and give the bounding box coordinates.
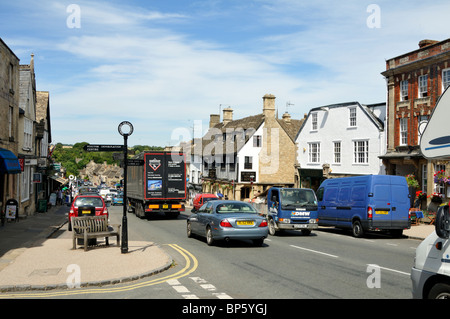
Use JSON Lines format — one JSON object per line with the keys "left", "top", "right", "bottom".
{"left": 112, "top": 192, "right": 124, "bottom": 205}
{"left": 316, "top": 175, "right": 411, "bottom": 237}
{"left": 191, "top": 193, "right": 219, "bottom": 212}
{"left": 187, "top": 200, "right": 268, "bottom": 246}
{"left": 68, "top": 195, "right": 108, "bottom": 231}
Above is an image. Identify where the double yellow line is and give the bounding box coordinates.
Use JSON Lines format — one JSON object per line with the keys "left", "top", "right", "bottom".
{"left": 0, "top": 244, "right": 197, "bottom": 299}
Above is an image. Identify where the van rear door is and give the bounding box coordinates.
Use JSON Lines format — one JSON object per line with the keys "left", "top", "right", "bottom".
{"left": 389, "top": 176, "right": 410, "bottom": 229}
{"left": 371, "top": 176, "right": 393, "bottom": 228}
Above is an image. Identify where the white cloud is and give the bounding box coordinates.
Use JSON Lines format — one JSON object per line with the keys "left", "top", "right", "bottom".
{"left": 5, "top": 0, "right": 450, "bottom": 146}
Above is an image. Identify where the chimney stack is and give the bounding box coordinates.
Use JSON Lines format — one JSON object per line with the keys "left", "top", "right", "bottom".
{"left": 419, "top": 39, "right": 438, "bottom": 48}
{"left": 222, "top": 107, "right": 233, "bottom": 125}
{"left": 209, "top": 114, "right": 220, "bottom": 128}
{"left": 263, "top": 94, "right": 276, "bottom": 119}
{"left": 282, "top": 112, "right": 291, "bottom": 123}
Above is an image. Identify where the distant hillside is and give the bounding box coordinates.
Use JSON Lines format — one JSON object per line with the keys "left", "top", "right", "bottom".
{"left": 51, "top": 142, "right": 163, "bottom": 177}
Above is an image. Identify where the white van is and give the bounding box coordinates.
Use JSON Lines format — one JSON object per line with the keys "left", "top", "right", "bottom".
{"left": 412, "top": 205, "right": 450, "bottom": 298}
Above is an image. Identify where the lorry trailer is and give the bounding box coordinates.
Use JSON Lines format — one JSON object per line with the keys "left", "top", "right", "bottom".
{"left": 127, "top": 151, "right": 186, "bottom": 219}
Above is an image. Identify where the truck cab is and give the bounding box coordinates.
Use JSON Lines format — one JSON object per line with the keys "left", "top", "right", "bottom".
{"left": 266, "top": 187, "right": 319, "bottom": 236}
{"left": 412, "top": 204, "right": 450, "bottom": 298}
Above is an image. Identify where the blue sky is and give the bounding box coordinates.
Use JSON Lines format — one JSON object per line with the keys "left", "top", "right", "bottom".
{"left": 2, "top": 0, "right": 450, "bottom": 147}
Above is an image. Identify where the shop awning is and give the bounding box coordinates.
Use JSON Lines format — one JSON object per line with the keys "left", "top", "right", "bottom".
{"left": 50, "top": 175, "right": 68, "bottom": 185}
{"left": 0, "top": 148, "right": 21, "bottom": 174}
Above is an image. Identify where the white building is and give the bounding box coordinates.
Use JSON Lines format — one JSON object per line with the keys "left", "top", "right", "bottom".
{"left": 295, "top": 101, "right": 386, "bottom": 190}
{"left": 198, "top": 94, "right": 304, "bottom": 200}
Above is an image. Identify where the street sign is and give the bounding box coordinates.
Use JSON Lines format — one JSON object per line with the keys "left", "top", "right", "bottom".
{"left": 126, "top": 159, "right": 144, "bottom": 166}
{"left": 83, "top": 144, "right": 124, "bottom": 152}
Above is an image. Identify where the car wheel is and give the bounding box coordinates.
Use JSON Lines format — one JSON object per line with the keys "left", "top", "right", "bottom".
{"left": 352, "top": 220, "right": 364, "bottom": 238}
{"left": 206, "top": 226, "right": 214, "bottom": 246}
{"left": 187, "top": 222, "right": 193, "bottom": 238}
{"left": 68, "top": 220, "right": 72, "bottom": 231}
{"left": 428, "top": 283, "right": 450, "bottom": 299}
{"left": 268, "top": 219, "right": 277, "bottom": 236}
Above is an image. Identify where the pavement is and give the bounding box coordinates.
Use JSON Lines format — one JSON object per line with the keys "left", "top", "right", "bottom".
{"left": 0, "top": 205, "right": 172, "bottom": 292}
{"left": 0, "top": 204, "right": 435, "bottom": 293}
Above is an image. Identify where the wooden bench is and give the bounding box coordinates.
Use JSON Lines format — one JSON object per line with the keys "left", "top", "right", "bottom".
{"left": 72, "top": 215, "right": 121, "bottom": 251}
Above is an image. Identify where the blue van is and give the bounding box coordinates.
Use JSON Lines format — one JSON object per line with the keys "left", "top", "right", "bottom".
{"left": 316, "top": 175, "right": 411, "bottom": 237}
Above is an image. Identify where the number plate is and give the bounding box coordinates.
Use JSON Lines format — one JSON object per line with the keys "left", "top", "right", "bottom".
{"left": 375, "top": 211, "right": 389, "bottom": 215}
{"left": 237, "top": 220, "right": 254, "bottom": 226}
{"left": 82, "top": 210, "right": 91, "bottom": 215}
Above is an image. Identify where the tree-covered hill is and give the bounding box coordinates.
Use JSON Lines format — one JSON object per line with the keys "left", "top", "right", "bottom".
{"left": 51, "top": 142, "right": 163, "bottom": 177}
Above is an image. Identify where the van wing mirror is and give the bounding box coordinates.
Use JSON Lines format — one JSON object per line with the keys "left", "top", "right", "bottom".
{"left": 435, "top": 205, "right": 450, "bottom": 239}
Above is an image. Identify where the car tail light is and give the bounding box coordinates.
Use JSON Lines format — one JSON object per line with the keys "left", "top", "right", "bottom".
{"left": 220, "top": 219, "right": 233, "bottom": 227}
{"left": 259, "top": 219, "right": 268, "bottom": 227}
{"left": 367, "top": 207, "right": 373, "bottom": 219}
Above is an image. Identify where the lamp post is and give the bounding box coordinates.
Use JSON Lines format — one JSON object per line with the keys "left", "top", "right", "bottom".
{"left": 118, "top": 121, "right": 133, "bottom": 254}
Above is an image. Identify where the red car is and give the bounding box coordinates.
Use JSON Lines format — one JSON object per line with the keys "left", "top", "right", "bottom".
{"left": 192, "top": 193, "right": 219, "bottom": 212}
{"left": 68, "top": 195, "right": 108, "bottom": 231}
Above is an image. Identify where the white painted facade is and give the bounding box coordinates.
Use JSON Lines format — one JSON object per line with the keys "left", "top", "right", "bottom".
{"left": 296, "top": 102, "right": 386, "bottom": 176}
{"left": 236, "top": 123, "right": 264, "bottom": 183}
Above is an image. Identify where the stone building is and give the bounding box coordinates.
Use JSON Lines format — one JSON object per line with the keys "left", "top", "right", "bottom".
{"left": 18, "top": 55, "right": 38, "bottom": 216}
{"left": 0, "top": 38, "right": 21, "bottom": 215}
{"left": 380, "top": 38, "right": 450, "bottom": 203}
{"left": 198, "top": 94, "right": 304, "bottom": 201}
{"left": 79, "top": 160, "right": 123, "bottom": 187}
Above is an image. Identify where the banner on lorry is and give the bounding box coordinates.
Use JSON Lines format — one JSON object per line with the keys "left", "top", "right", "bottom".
{"left": 145, "top": 153, "right": 186, "bottom": 200}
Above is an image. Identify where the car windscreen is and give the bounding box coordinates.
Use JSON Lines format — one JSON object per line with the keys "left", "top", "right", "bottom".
{"left": 216, "top": 203, "right": 257, "bottom": 214}
{"left": 74, "top": 197, "right": 104, "bottom": 207}
{"left": 280, "top": 189, "right": 318, "bottom": 209}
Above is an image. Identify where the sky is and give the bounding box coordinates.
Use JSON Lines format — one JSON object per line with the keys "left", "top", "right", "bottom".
{"left": 2, "top": 0, "right": 450, "bottom": 147}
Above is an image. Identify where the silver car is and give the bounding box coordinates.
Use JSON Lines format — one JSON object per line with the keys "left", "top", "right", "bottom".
{"left": 187, "top": 200, "right": 268, "bottom": 246}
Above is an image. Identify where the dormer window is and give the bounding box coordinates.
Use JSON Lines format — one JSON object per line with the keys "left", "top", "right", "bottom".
{"left": 349, "top": 107, "right": 357, "bottom": 127}
{"left": 311, "top": 112, "right": 318, "bottom": 131}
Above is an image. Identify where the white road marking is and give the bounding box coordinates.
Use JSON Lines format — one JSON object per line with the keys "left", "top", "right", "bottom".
{"left": 290, "top": 245, "right": 339, "bottom": 258}
{"left": 168, "top": 277, "right": 233, "bottom": 299}
{"left": 367, "top": 264, "right": 410, "bottom": 276}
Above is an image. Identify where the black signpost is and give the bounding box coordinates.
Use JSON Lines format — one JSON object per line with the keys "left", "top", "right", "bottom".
{"left": 118, "top": 121, "right": 133, "bottom": 254}
{"left": 83, "top": 144, "right": 124, "bottom": 152}
{"left": 83, "top": 124, "right": 134, "bottom": 254}
{"left": 126, "top": 159, "right": 144, "bottom": 166}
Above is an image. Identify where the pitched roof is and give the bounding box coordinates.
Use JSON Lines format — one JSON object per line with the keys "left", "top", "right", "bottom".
{"left": 296, "top": 101, "right": 385, "bottom": 140}
{"left": 199, "top": 112, "right": 304, "bottom": 156}
{"left": 200, "top": 113, "right": 265, "bottom": 156}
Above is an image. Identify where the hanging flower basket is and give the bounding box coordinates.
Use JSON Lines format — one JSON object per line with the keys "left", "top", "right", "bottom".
{"left": 434, "top": 170, "right": 450, "bottom": 185}
{"left": 406, "top": 174, "right": 419, "bottom": 188}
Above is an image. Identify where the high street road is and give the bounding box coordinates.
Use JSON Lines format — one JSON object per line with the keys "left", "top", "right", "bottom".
{"left": 7, "top": 204, "right": 417, "bottom": 300}
{"left": 101, "top": 205, "right": 417, "bottom": 299}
